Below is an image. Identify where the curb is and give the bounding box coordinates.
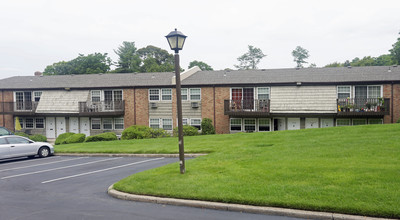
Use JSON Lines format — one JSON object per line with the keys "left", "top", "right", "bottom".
{"left": 54, "top": 153, "right": 207, "bottom": 158}
{"left": 108, "top": 185, "right": 392, "bottom": 220}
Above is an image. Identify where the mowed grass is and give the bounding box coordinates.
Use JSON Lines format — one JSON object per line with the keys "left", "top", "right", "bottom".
{"left": 55, "top": 124, "right": 400, "bottom": 218}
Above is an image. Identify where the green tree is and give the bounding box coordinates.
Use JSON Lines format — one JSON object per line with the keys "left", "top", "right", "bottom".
{"left": 324, "top": 62, "right": 343, "bottom": 67}
{"left": 234, "top": 45, "right": 266, "bottom": 70}
{"left": 43, "top": 53, "right": 112, "bottom": 75}
{"left": 389, "top": 32, "right": 400, "bottom": 64}
{"left": 188, "top": 60, "right": 213, "bottom": 71}
{"left": 114, "top": 41, "right": 141, "bottom": 73}
{"left": 292, "top": 46, "right": 310, "bottom": 68}
{"left": 137, "top": 45, "right": 175, "bottom": 73}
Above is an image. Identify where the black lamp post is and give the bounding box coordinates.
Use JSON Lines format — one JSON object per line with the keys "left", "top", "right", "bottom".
{"left": 166, "top": 28, "right": 187, "bottom": 174}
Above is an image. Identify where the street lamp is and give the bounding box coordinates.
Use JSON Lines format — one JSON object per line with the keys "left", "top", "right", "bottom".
{"left": 166, "top": 28, "right": 187, "bottom": 174}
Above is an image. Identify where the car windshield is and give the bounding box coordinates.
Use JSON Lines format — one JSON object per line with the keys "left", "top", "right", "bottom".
{"left": 0, "top": 127, "right": 11, "bottom": 136}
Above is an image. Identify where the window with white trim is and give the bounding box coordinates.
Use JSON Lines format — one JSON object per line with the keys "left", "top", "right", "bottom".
{"left": 91, "top": 90, "right": 101, "bottom": 102}
{"left": 161, "top": 89, "right": 172, "bottom": 101}
{"left": 257, "top": 87, "right": 270, "bottom": 100}
{"left": 91, "top": 118, "right": 101, "bottom": 130}
{"left": 337, "top": 86, "right": 351, "bottom": 99}
{"left": 35, "top": 118, "right": 45, "bottom": 129}
{"left": 114, "top": 118, "right": 124, "bottom": 130}
{"left": 181, "top": 88, "right": 188, "bottom": 101}
{"left": 336, "top": 119, "right": 351, "bottom": 126}
{"left": 150, "top": 119, "right": 160, "bottom": 129}
{"left": 25, "top": 118, "right": 34, "bottom": 129}
{"left": 258, "top": 119, "right": 270, "bottom": 131}
{"left": 190, "top": 118, "right": 201, "bottom": 130}
{"left": 189, "top": 88, "right": 201, "bottom": 101}
{"left": 244, "top": 119, "right": 256, "bottom": 132}
{"left": 34, "top": 91, "right": 42, "bottom": 102}
{"left": 103, "top": 118, "right": 113, "bottom": 130}
{"left": 230, "top": 118, "right": 242, "bottom": 131}
{"left": 352, "top": 119, "right": 367, "bottom": 126}
{"left": 149, "top": 89, "right": 160, "bottom": 101}
{"left": 368, "top": 86, "right": 381, "bottom": 98}
{"left": 162, "top": 119, "right": 173, "bottom": 130}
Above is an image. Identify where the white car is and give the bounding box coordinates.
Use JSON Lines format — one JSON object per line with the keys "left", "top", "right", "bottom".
{"left": 0, "top": 135, "right": 54, "bottom": 159}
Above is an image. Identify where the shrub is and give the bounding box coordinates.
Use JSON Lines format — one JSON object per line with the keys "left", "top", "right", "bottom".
{"left": 64, "top": 133, "right": 86, "bottom": 144}
{"left": 29, "top": 134, "right": 47, "bottom": 142}
{"left": 85, "top": 132, "right": 117, "bottom": 142}
{"left": 121, "top": 125, "right": 152, "bottom": 140}
{"left": 15, "top": 132, "right": 29, "bottom": 138}
{"left": 55, "top": 132, "right": 75, "bottom": 145}
{"left": 173, "top": 125, "right": 199, "bottom": 137}
{"left": 147, "top": 128, "right": 170, "bottom": 138}
{"left": 201, "top": 118, "right": 216, "bottom": 135}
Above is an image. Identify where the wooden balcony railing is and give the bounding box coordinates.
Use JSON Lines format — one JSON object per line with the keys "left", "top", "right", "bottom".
{"left": 224, "top": 99, "right": 270, "bottom": 116}
{"left": 79, "top": 101, "right": 125, "bottom": 116}
{"left": 0, "top": 102, "right": 38, "bottom": 115}
{"left": 337, "top": 98, "right": 390, "bottom": 115}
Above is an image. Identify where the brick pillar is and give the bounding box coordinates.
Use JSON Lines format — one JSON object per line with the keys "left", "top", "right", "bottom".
{"left": 123, "top": 88, "right": 135, "bottom": 128}
{"left": 214, "top": 87, "right": 230, "bottom": 134}
{"left": 135, "top": 89, "right": 149, "bottom": 126}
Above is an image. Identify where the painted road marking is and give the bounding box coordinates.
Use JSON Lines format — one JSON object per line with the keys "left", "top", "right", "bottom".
{"left": 0, "top": 157, "right": 88, "bottom": 172}
{"left": 42, "top": 157, "right": 165, "bottom": 184}
{"left": 1, "top": 157, "right": 122, "bottom": 179}
{"left": 0, "top": 156, "right": 61, "bottom": 166}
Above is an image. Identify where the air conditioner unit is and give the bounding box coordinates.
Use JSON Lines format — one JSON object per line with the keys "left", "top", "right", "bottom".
{"left": 150, "top": 102, "right": 157, "bottom": 108}
{"left": 191, "top": 102, "right": 199, "bottom": 108}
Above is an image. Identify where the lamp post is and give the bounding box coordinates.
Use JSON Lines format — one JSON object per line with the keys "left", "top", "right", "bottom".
{"left": 166, "top": 28, "right": 187, "bottom": 174}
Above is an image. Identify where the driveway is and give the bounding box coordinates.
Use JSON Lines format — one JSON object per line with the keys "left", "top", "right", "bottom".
{"left": 0, "top": 156, "right": 301, "bottom": 220}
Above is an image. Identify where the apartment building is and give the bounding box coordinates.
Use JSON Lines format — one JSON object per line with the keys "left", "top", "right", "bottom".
{"left": 0, "top": 66, "right": 399, "bottom": 138}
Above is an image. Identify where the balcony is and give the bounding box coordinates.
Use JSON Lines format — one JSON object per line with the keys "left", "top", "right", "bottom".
{"left": 337, "top": 98, "right": 390, "bottom": 116}
{"left": 224, "top": 99, "right": 270, "bottom": 116}
{"left": 0, "top": 102, "right": 38, "bottom": 115}
{"left": 79, "top": 101, "right": 125, "bottom": 116}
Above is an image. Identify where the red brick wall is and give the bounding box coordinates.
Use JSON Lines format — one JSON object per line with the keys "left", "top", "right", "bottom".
{"left": 383, "top": 84, "right": 400, "bottom": 123}
{"left": 214, "top": 87, "right": 230, "bottom": 134}
{"left": 0, "top": 91, "right": 14, "bottom": 130}
{"left": 201, "top": 87, "right": 215, "bottom": 127}
{"left": 135, "top": 89, "right": 149, "bottom": 126}
{"left": 123, "top": 88, "right": 135, "bottom": 128}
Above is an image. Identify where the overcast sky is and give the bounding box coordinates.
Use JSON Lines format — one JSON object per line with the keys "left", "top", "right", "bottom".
{"left": 0, "top": 0, "right": 399, "bottom": 79}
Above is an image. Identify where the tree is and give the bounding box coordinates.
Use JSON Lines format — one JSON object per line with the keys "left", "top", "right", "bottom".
{"left": 188, "top": 60, "right": 213, "bottom": 71}
{"left": 389, "top": 32, "right": 400, "bottom": 64}
{"left": 43, "top": 53, "right": 112, "bottom": 75}
{"left": 137, "top": 45, "right": 175, "bottom": 73}
{"left": 114, "top": 41, "right": 141, "bottom": 73}
{"left": 234, "top": 45, "right": 266, "bottom": 70}
{"left": 292, "top": 46, "right": 309, "bottom": 68}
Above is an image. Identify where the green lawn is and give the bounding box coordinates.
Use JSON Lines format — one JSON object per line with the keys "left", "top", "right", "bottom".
{"left": 55, "top": 124, "right": 400, "bottom": 218}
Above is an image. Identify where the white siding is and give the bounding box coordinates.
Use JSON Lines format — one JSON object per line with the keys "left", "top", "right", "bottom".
{"left": 270, "top": 86, "right": 337, "bottom": 113}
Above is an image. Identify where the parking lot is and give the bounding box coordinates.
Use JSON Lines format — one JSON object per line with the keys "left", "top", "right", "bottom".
{"left": 0, "top": 156, "right": 298, "bottom": 220}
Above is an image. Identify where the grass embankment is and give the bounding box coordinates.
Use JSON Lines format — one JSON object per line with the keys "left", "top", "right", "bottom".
{"left": 55, "top": 124, "right": 400, "bottom": 218}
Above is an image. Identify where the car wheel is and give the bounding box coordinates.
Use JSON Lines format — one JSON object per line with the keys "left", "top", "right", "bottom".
{"left": 38, "top": 147, "right": 50, "bottom": 158}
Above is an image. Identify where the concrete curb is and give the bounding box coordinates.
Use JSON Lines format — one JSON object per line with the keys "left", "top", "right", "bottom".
{"left": 54, "top": 153, "right": 207, "bottom": 158}
{"left": 108, "top": 185, "right": 392, "bottom": 220}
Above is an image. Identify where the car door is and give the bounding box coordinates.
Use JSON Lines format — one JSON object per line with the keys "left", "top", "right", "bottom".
{"left": 0, "top": 138, "right": 10, "bottom": 159}
{"left": 7, "top": 137, "right": 37, "bottom": 158}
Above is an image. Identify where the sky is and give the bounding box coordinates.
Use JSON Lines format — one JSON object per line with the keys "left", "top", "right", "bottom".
{"left": 0, "top": 0, "right": 399, "bottom": 79}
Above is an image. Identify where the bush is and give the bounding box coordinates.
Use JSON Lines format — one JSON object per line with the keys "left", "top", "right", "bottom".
{"left": 29, "top": 134, "right": 47, "bottom": 142}
{"left": 64, "top": 133, "right": 86, "bottom": 144}
{"left": 85, "top": 132, "right": 117, "bottom": 142}
{"left": 121, "top": 125, "right": 152, "bottom": 140}
{"left": 147, "top": 128, "right": 170, "bottom": 138}
{"left": 201, "top": 118, "right": 216, "bottom": 135}
{"left": 55, "top": 132, "right": 75, "bottom": 145}
{"left": 15, "top": 132, "right": 29, "bottom": 138}
{"left": 173, "top": 125, "right": 199, "bottom": 137}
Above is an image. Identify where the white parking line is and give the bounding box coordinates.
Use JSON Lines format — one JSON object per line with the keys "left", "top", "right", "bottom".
{"left": 0, "top": 156, "right": 61, "bottom": 166}
{"left": 42, "top": 157, "right": 165, "bottom": 184}
{"left": 1, "top": 157, "right": 122, "bottom": 180}
{"left": 0, "top": 157, "right": 88, "bottom": 172}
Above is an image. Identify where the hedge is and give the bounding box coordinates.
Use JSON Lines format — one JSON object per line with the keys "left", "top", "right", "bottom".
{"left": 173, "top": 125, "right": 199, "bottom": 137}
{"left": 85, "top": 132, "right": 118, "bottom": 142}
{"left": 64, "top": 133, "right": 86, "bottom": 144}
{"left": 55, "top": 132, "right": 75, "bottom": 145}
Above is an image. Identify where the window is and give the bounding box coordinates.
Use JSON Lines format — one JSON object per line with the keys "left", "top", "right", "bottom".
{"left": 114, "top": 118, "right": 124, "bottom": 130}
{"left": 0, "top": 138, "right": 7, "bottom": 145}
{"left": 258, "top": 119, "right": 270, "bottom": 131}
{"left": 353, "top": 119, "right": 367, "bottom": 126}
{"left": 182, "top": 118, "right": 188, "bottom": 125}
{"left": 15, "top": 91, "right": 32, "bottom": 110}
{"left": 103, "top": 118, "right": 113, "bottom": 130}
{"left": 230, "top": 118, "right": 242, "bottom": 131}
{"left": 34, "top": 91, "right": 42, "bottom": 102}
{"left": 336, "top": 119, "right": 351, "bottom": 126}
{"left": 25, "top": 118, "right": 34, "bottom": 129}
{"left": 113, "top": 90, "right": 123, "bottom": 101}
{"left": 91, "top": 90, "right": 101, "bottom": 102}
{"left": 35, "top": 118, "right": 45, "bottom": 129}
{"left": 190, "top": 118, "right": 201, "bottom": 130}
{"left": 149, "top": 89, "right": 160, "bottom": 101}
{"left": 244, "top": 119, "right": 256, "bottom": 132}
{"left": 18, "top": 118, "right": 24, "bottom": 129}
{"left": 150, "top": 119, "right": 160, "bottom": 129}
{"left": 7, "top": 137, "right": 30, "bottom": 144}
{"left": 337, "top": 86, "right": 351, "bottom": 99}
{"left": 190, "top": 88, "right": 201, "bottom": 101}
{"left": 161, "top": 89, "right": 172, "bottom": 101}
{"left": 181, "top": 88, "right": 188, "bottom": 101}
{"left": 162, "top": 119, "right": 173, "bottom": 130}
{"left": 91, "top": 118, "right": 101, "bottom": 130}
{"left": 257, "top": 87, "right": 270, "bottom": 100}
{"left": 368, "top": 119, "right": 383, "bottom": 124}
{"left": 368, "top": 86, "right": 381, "bottom": 98}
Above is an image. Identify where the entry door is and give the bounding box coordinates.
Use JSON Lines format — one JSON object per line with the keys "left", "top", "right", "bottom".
{"left": 80, "top": 117, "right": 90, "bottom": 137}
{"left": 287, "top": 118, "right": 300, "bottom": 130}
{"left": 69, "top": 117, "right": 79, "bottom": 133}
{"left": 46, "top": 117, "right": 56, "bottom": 139}
{"left": 56, "top": 117, "right": 66, "bottom": 137}
{"left": 273, "top": 118, "right": 286, "bottom": 131}
{"left": 243, "top": 88, "right": 254, "bottom": 110}
{"left": 321, "top": 118, "right": 334, "bottom": 128}
{"left": 305, "top": 118, "right": 319, "bottom": 129}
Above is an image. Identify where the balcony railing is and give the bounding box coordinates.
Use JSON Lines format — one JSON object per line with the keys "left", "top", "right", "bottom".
{"left": 79, "top": 101, "right": 125, "bottom": 116}
{"left": 0, "top": 102, "right": 38, "bottom": 115}
{"left": 224, "top": 99, "right": 270, "bottom": 116}
{"left": 337, "top": 98, "right": 390, "bottom": 115}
